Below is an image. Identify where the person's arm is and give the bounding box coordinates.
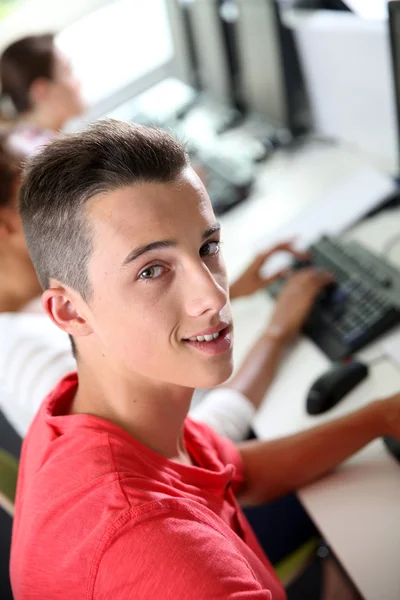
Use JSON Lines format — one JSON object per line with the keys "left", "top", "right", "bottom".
{"left": 0, "top": 313, "right": 74, "bottom": 437}
{"left": 237, "top": 394, "right": 400, "bottom": 506}
{"left": 227, "top": 268, "right": 333, "bottom": 409}
{"left": 190, "top": 387, "right": 256, "bottom": 442}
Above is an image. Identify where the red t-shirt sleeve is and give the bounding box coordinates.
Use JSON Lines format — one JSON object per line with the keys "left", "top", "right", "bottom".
{"left": 93, "top": 507, "right": 273, "bottom": 600}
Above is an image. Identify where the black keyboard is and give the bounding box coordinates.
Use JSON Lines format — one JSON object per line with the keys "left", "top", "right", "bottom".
{"left": 268, "top": 235, "right": 400, "bottom": 360}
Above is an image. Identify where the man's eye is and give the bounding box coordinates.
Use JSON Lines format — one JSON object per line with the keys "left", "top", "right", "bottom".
{"left": 200, "top": 241, "right": 220, "bottom": 257}
{"left": 138, "top": 265, "right": 164, "bottom": 280}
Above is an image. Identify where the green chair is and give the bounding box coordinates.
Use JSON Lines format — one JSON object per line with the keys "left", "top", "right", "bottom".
{"left": 274, "top": 537, "right": 320, "bottom": 588}
{"left": 0, "top": 448, "right": 18, "bottom": 517}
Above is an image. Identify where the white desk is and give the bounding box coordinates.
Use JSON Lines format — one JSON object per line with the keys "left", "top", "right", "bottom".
{"left": 221, "top": 141, "right": 400, "bottom": 600}
{"left": 220, "top": 138, "right": 382, "bottom": 281}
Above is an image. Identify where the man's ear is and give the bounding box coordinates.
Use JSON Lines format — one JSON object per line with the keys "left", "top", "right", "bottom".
{"left": 41, "top": 287, "right": 93, "bottom": 338}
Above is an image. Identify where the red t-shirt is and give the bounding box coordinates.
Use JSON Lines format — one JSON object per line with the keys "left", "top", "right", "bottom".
{"left": 10, "top": 373, "right": 286, "bottom": 600}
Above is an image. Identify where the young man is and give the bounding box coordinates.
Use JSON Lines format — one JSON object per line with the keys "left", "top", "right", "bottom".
{"left": 0, "top": 129, "right": 319, "bottom": 443}
{"left": 11, "top": 120, "right": 400, "bottom": 599}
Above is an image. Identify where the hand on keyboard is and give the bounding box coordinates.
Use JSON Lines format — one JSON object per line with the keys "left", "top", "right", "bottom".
{"left": 265, "top": 268, "right": 334, "bottom": 345}
{"left": 268, "top": 235, "right": 400, "bottom": 359}
{"left": 229, "top": 241, "right": 309, "bottom": 300}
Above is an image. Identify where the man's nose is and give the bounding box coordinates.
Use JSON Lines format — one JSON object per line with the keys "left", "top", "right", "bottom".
{"left": 183, "top": 263, "right": 228, "bottom": 319}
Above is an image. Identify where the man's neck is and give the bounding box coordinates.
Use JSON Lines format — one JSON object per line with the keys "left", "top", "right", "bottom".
{"left": 72, "top": 358, "right": 195, "bottom": 463}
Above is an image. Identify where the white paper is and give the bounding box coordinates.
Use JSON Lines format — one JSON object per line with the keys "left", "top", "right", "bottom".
{"left": 258, "top": 167, "right": 396, "bottom": 278}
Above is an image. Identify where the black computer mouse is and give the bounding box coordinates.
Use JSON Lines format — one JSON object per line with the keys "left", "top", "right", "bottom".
{"left": 306, "top": 360, "right": 369, "bottom": 415}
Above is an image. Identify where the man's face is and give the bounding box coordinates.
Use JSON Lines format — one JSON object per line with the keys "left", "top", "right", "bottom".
{"left": 82, "top": 167, "right": 233, "bottom": 389}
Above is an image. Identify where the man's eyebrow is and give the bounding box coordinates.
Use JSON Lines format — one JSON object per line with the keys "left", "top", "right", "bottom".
{"left": 122, "top": 223, "right": 221, "bottom": 266}
{"left": 122, "top": 241, "right": 175, "bottom": 266}
{"left": 202, "top": 223, "right": 221, "bottom": 240}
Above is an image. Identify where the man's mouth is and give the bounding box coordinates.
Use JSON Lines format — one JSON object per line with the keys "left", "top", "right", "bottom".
{"left": 187, "top": 331, "right": 221, "bottom": 343}
{"left": 183, "top": 326, "right": 232, "bottom": 355}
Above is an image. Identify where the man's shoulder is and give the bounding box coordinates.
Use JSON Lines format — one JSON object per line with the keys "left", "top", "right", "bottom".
{"left": 91, "top": 499, "right": 280, "bottom": 600}
{"left": 94, "top": 497, "right": 241, "bottom": 574}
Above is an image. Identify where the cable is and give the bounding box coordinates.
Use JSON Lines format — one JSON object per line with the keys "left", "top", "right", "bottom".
{"left": 340, "top": 355, "right": 386, "bottom": 368}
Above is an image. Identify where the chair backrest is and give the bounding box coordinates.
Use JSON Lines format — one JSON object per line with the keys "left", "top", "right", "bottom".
{"left": 274, "top": 537, "right": 319, "bottom": 587}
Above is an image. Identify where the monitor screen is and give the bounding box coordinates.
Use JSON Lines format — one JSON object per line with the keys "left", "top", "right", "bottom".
{"left": 0, "top": 0, "right": 110, "bottom": 54}
{"left": 57, "top": 0, "right": 174, "bottom": 108}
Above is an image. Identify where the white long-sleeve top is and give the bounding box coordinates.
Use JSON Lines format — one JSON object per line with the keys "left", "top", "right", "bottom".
{"left": 0, "top": 313, "right": 255, "bottom": 442}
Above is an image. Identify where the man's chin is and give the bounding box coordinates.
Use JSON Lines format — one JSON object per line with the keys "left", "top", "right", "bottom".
{"left": 191, "top": 361, "right": 234, "bottom": 390}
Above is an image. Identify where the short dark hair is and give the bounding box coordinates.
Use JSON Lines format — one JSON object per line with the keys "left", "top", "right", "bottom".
{"left": 19, "top": 119, "right": 189, "bottom": 298}
{"left": 0, "top": 34, "right": 55, "bottom": 113}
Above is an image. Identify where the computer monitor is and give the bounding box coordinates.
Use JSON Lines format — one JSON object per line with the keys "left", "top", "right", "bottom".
{"left": 0, "top": 0, "right": 110, "bottom": 55}
{"left": 57, "top": 0, "right": 189, "bottom": 120}
{"left": 220, "top": 0, "right": 311, "bottom": 134}
{"left": 183, "top": 0, "right": 238, "bottom": 107}
{"left": 389, "top": 1, "right": 400, "bottom": 177}
{"left": 164, "top": 0, "right": 201, "bottom": 90}
{"left": 291, "top": 7, "right": 398, "bottom": 173}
